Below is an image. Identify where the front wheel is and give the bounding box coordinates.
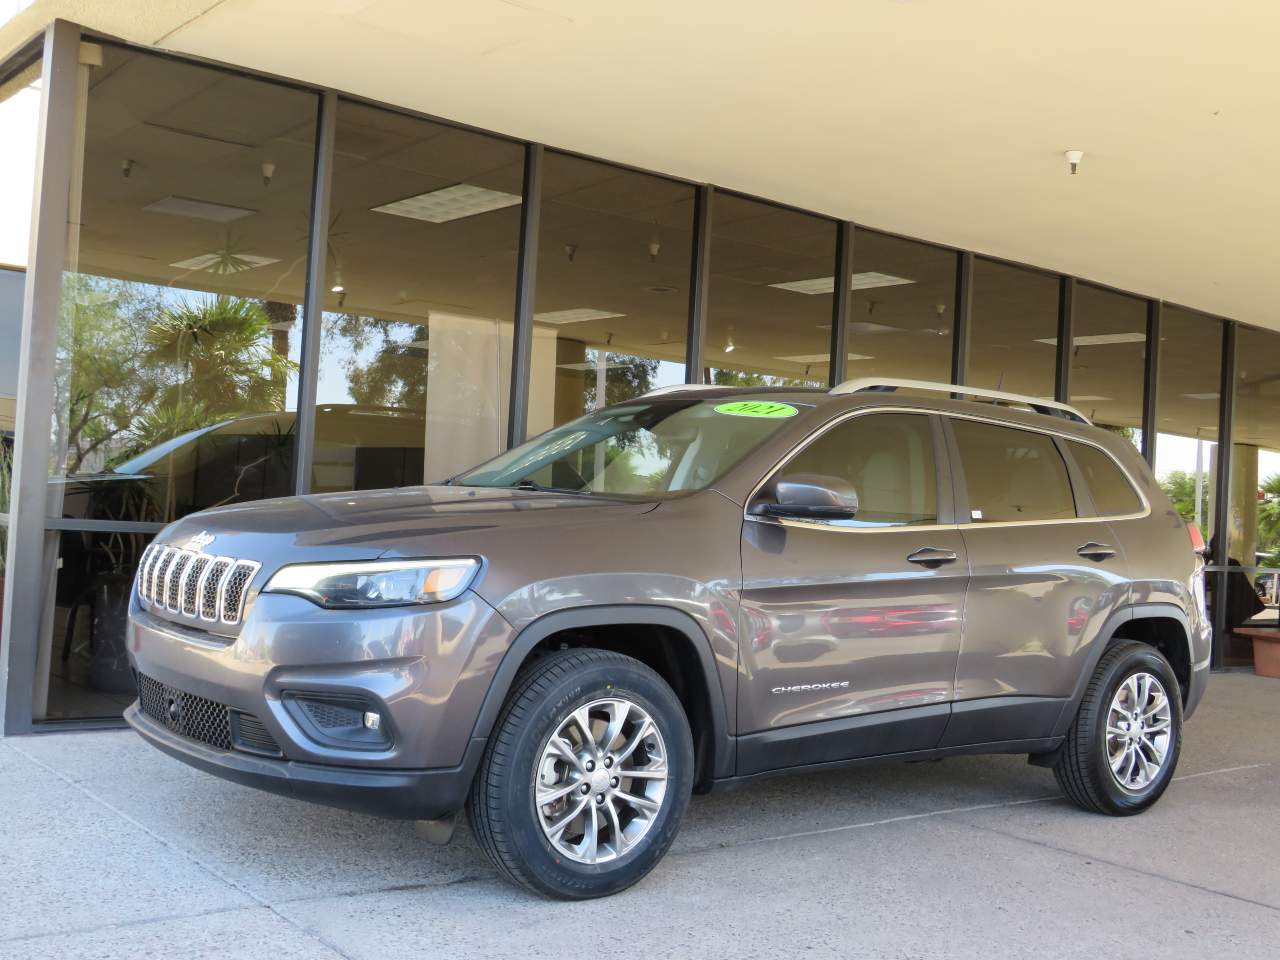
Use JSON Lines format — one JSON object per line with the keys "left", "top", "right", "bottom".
{"left": 1054, "top": 640, "right": 1183, "bottom": 815}
{"left": 468, "top": 648, "right": 694, "bottom": 899}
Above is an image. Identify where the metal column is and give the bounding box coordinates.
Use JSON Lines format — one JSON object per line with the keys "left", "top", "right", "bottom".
{"left": 1, "top": 20, "right": 81, "bottom": 735}
{"left": 292, "top": 90, "right": 337, "bottom": 496}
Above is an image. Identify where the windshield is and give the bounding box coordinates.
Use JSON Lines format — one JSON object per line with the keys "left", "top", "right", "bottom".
{"left": 109, "top": 421, "right": 231, "bottom": 475}
{"left": 455, "top": 396, "right": 808, "bottom": 497}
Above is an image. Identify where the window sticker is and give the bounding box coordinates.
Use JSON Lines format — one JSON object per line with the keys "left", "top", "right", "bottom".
{"left": 713, "top": 401, "right": 799, "bottom": 419}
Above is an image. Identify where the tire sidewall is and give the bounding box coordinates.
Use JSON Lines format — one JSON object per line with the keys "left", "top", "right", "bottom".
{"left": 1090, "top": 646, "right": 1183, "bottom": 813}
{"left": 496, "top": 659, "right": 694, "bottom": 899}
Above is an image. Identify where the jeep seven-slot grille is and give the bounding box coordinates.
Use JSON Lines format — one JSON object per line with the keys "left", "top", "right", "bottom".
{"left": 136, "top": 544, "right": 260, "bottom": 625}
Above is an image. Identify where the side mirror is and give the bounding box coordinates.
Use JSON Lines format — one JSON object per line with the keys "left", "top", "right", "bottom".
{"left": 751, "top": 473, "right": 859, "bottom": 521}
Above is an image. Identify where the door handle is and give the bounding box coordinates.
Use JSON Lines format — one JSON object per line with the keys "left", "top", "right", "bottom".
{"left": 1077, "top": 541, "right": 1116, "bottom": 562}
{"left": 906, "top": 547, "right": 959, "bottom": 568}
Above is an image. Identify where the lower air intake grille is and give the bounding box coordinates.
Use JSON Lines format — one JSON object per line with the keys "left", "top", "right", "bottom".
{"left": 136, "top": 672, "right": 232, "bottom": 751}
{"left": 136, "top": 672, "right": 279, "bottom": 757}
{"left": 230, "top": 711, "right": 284, "bottom": 757}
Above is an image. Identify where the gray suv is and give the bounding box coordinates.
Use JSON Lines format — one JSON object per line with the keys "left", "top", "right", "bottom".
{"left": 125, "top": 378, "right": 1210, "bottom": 899}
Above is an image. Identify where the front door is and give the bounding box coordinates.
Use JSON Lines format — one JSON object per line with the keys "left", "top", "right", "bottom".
{"left": 737, "top": 411, "right": 968, "bottom": 772}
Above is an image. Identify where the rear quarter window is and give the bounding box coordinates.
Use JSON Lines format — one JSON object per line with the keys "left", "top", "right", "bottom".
{"left": 1068, "top": 440, "right": 1143, "bottom": 516}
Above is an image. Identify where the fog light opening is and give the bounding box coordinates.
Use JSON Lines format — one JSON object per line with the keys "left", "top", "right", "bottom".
{"left": 363, "top": 711, "right": 382, "bottom": 731}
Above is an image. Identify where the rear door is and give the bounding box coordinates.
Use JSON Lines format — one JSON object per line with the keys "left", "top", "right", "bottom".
{"left": 737, "top": 411, "right": 968, "bottom": 770}
{"left": 944, "top": 416, "right": 1132, "bottom": 745}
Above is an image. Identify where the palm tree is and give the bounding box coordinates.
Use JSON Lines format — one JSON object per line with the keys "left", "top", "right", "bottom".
{"left": 144, "top": 296, "right": 296, "bottom": 417}
{"left": 1257, "top": 474, "right": 1280, "bottom": 567}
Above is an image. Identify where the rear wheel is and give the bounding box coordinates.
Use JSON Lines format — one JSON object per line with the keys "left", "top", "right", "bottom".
{"left": 1054, "top": 640, "right": 1183, "bottom": 815}
{"left": 468, "top": 648, "right": 693, "bottom": 899}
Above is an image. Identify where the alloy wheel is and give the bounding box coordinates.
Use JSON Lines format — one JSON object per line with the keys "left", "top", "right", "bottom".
{"left": 1105, "top": 671, "right": 1173, "bottom": 792}
{"left": 534, "top": 697, "right": 669, "bottom": 865}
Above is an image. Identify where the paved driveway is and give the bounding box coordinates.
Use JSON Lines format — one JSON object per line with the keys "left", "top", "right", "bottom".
{"left": 2, "top": 671, "right": 1278, "bottom": 959}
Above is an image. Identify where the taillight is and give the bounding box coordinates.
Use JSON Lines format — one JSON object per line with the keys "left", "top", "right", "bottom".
{"left": 1187, "top": 522, "right": 1208, "bottom": 556}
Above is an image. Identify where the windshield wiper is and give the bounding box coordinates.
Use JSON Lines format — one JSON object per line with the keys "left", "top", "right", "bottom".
{"left": 512, "top": 478, "right": 590, "bottom": 496}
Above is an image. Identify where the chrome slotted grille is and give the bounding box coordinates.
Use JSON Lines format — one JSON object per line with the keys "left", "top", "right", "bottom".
{"left": 181, "top": 555, "right": 211, "bottom": 616}
{"left": 135, "top": 544, "right": 261, "bottom": 627}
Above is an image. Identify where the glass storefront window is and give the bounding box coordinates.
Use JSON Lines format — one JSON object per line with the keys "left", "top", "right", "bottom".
{"left": 846, "top": 230, "right": 956, "bottom": 384}
{"left": 42, "top": 45, "right": 319, "bottom": 719}
{"left": 1070, "top": 284, "right": 1147, "bottom": 451}
{"left": 1154, "top": 307, "right": 1222, "bottom": 536}
{"left": 531, "top": 152, "right": 693, "bottom": 427}
{"left": 41, "top": 530, "right": 155, "bottom": 721}
{"left": 312, "top": 101, "right": 524, "bottom": 490}
{"left": 51, "top": 46, "right": 318, "bottom": 523}
{"left": 968, "top": 258, "right": 1058, "bottom": 398}
{"left": 1224, "top": 324, "right": 1280, "bottom": 664}
{"left": 706, "top": 194, "right": 836, "bottom": 387}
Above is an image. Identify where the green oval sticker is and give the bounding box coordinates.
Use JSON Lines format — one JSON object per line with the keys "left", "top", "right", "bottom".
{"left": 714, "top": 400, "right": 799, "bottom": 419}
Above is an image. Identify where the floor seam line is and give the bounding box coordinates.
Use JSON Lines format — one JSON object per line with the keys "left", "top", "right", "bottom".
{"left": 673, "top": 761, "right": 1273, "bottom": 859}
{"left": 0, "top": 904, "right": 261, "bottom": 947}
{"left": 957, "top": 819, "right": 1280, "bottom": 915}
{"left": 7, "top": 740, "right": 358, "bottom": 959}
{"left": 7, "top": 740, "right": 270, "bottom": 904}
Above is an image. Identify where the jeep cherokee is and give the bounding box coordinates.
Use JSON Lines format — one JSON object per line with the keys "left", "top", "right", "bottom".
{"left": 125, "top": 378, "right": 1210, "bottom": 899}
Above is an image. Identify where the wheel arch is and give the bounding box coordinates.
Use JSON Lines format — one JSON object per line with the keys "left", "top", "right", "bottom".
{"left": 469, "top": 605, "right": 733, "bottom": 787}
{"left": 1051, "top": 602, "right": 1195, "bottom": 739}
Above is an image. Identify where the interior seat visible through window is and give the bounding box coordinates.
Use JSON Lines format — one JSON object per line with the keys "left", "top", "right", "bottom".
{"left": 950, "top": 418, "right": 1076, "bottom": 523}
{"left": 780, "top": 413, "right": 937, "bottom": 526}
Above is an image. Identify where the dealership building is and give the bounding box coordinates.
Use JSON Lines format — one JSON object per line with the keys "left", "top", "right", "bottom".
{"left": 0, "top": 2, "right": 1277, "bottom": 733}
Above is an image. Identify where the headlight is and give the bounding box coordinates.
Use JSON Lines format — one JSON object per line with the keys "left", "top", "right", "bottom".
{"left": 263, "top": 558, "right": 480, "bottom": 609}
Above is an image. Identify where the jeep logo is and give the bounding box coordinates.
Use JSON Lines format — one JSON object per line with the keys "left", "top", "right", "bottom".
{"left": 771, "top": 681, "right": 851, "bottom": 694}
{"left": 185, "top": 530, "right": 215, "bottom": 551}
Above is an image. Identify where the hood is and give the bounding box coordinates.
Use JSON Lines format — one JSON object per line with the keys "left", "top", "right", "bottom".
{"left": 155, "top": 484, "right": 659, "bottom": 565}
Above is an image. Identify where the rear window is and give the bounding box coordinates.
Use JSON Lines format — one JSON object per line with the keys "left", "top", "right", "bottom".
{"left": 951, "top": 419, "right": 1076, "bottom": 523}
{"left": 1068, "top": 441, "right": 1143, "bottom": 516}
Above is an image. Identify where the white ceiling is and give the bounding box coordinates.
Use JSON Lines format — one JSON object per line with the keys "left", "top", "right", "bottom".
{"left": 4, "top": 0, "right": 1280, "bottom": 332}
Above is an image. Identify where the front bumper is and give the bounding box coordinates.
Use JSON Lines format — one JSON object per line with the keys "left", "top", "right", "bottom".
{"left": 126, "top": 588, "right": 515, "bottom": 817}
{"left": 126, "top": 703, "right": 484, "bottom": 819}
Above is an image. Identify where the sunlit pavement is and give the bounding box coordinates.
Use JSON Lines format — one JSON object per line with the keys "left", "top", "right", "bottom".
{"left": 3, "top": 670, "right": 1278, "bottom": 959}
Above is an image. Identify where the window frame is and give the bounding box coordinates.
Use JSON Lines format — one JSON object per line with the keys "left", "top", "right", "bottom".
{"left": 744, "top": 408, "right": 954, "bottom": 532}
{"left": 941, "top": 413, "right": 1151, "bottom": 528}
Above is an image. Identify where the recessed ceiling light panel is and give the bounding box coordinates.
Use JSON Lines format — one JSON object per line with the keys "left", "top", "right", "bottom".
{"left": 770, "top": 272, "right": 914, "bottom": 295}
{"left": 1035, "top": 332, "right": 1147, "bottom": 347}
{"left": 556, "top": 361, "right": 634, "bottom": 371}
{"left": 533, "top": 308, "right": 625, "bottom": 325}
{"left": 371, "top": 184, "right": 521, "bottom": 223}
{"left": 775, "top": 353, "right": 873, "bottom": 363}
{"left": 144, "top": 196, "right": 256, "bottom": 223}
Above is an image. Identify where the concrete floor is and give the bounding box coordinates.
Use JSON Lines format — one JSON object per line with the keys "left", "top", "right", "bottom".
{"left": 2, "top": 672, "right": 1278, "bottom": 959}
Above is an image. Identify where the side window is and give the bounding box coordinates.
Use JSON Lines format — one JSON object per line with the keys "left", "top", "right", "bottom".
{"left": 1068, "top": 441, "right": 1143, "bottom": 516}
{"left": 951, "top": 419, "right": 1075, "bottom": 523}
{"left": 780, "top": 413, "right": 937, "bottom": 526}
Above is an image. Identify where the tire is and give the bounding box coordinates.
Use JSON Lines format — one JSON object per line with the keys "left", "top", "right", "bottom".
{"left": 468, "top": 647, "right": 694, "bottom": 899}
{"left": 1053, "top": 640, "right": 1183, "bottom": 815}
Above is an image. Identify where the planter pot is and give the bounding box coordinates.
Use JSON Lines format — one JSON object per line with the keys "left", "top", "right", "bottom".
{"left": 1254, "top": 634, "right": 1280, "bottom": 679}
